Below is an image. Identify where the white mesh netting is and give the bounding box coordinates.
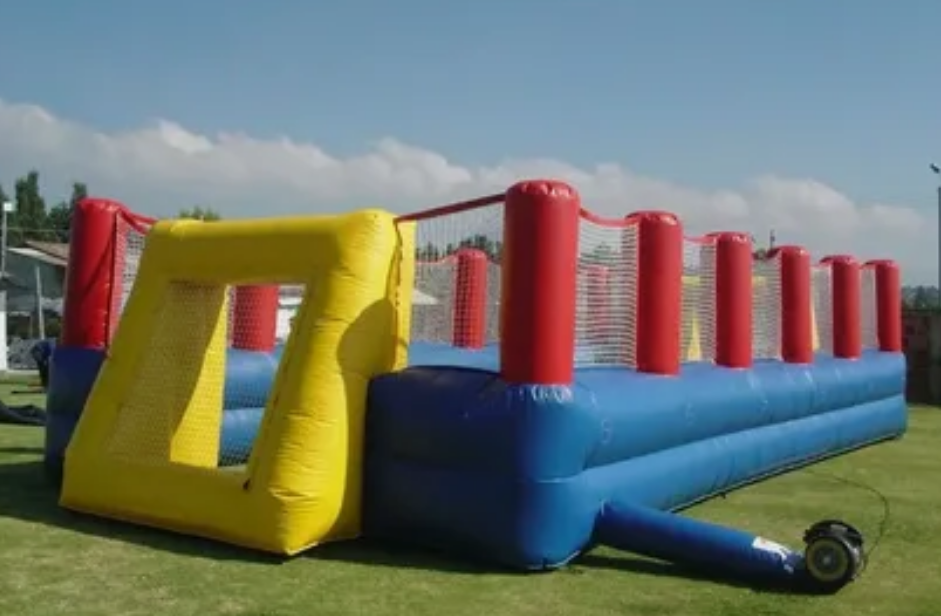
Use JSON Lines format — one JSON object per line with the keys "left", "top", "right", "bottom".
{"left": 407, "top": 201, "right": 504, "bottom": 347}
{"left": 811, "top": 264, "right": 834, "bottom": 355}
{"left": 752, "top": 253, "right": 782, "bottom": 359}
{"left": 575, "top": 216, "right": 638, "bottom": 366}
{"left": 860, "top": 265, "right": 878, "bottom": 350}
{"left": 107, "top": 281, "right": 297, "bottom": 470}
{"left": 410, "top": 257, "right": 457, "bottom": 344}
{"left": 107, "top": 200, "right": 887, "bottom": 380}
{"left": 404, "top": 202, "right": 643, "bottom": 367}
{"left": 111, "top": 211, "right": 153, "bottom": 339}
{"left": 682, "top": 237, "right": 717, "bottom": 363}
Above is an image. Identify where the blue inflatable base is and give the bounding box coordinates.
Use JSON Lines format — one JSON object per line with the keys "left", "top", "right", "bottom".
{"left": 44, "top": 346, "right": 278, "bottom": 474}
{"left": 43, "top": 340, "right": 906, "bottom": 576}
{"left": 44, "top": 347, "right": 106, "bottom": 477}
{"left": 364, "top": 344, "right": 907, "bottom": 570}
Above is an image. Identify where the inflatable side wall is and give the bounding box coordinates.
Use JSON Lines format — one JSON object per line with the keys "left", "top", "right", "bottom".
{"left": 364, "top": 346, "right": 905, "bottom": 569}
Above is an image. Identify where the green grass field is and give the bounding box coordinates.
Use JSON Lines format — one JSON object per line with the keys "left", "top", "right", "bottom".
{"left": 1, "top": 376, "right": 939, "bottom": 616}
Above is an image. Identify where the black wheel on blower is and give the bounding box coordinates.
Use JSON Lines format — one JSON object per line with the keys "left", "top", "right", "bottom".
{"left": 800, "top": 519, "right": 865, "bottom": 593}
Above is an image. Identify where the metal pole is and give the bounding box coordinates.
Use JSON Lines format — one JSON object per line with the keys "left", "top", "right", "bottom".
{"left": 0, "top": 202, "right": 9, "bottom": 373}
{"left": 931, "top": 165, "right": 941, "bottom": 308}
{"left": 1, "top": 205, "right": 8, "bottom": 279}
{"left": 34, "top": 263, "right": 45, "bottom": 340}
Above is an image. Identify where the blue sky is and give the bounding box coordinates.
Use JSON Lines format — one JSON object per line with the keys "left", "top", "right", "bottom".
{"left": 2, "top": 0, "right": 939, "bottom": 201}
{"left": 0, "top": 0, "right": 939, "bottom": 281}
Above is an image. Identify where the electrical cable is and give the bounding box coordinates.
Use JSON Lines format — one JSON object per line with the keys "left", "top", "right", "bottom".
{"left": 804, "top": 468, "right": 892, "bottom": 576}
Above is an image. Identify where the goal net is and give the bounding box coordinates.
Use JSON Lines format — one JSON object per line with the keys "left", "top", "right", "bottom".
{"left": 111, "top": 209, "right": 153, "bottom": 326}
{"left": 106, "top": 280, "right": 298, "bottom": 469}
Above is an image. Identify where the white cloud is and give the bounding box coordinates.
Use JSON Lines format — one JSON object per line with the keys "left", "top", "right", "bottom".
{"left": 0, "top": 98, "right": 933, "bottom": 283}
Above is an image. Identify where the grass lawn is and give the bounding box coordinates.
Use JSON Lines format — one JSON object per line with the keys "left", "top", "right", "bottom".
{"left": 1, "top": 375, "right": 939, "bottom": 616}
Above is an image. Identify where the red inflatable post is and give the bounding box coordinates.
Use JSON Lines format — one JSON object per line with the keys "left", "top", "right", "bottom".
{"left": 777, "top": 246, "right": 813, "bottom": 364}
{"left": 453, "top": 248, "right": 488, "bottom": 348}
{"left": 500, "top": 180, "right": 581, "bottom": 385}
{"left": 866, "top": 259, "right": 902, "bottom": 352}
{"left": 61, "top": 199, "right": 127, "bottom": 348}
{"left": 631, "top": 212, "right": 683, "bottom": 375}
{"left": 231, "top": 286, "right": 280, "bottom": 352}
{"left": 822, "top": 255, "right": 862, "bottom": 359}
{"left": 713, "top": 232, "right": 753, "bottom": 368}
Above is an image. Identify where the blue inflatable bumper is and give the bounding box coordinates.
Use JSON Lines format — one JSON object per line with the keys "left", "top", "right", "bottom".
{"left": 363, "top": 344, "right": 906, "bottom": 570}
{"left": 43, "top": 338, "right": 905, "bottom": 584}
{"left": 44, "top": 345, "right": 283, "bottom": 475}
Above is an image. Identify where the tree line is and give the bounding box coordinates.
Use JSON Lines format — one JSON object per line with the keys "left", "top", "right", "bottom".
{"left": 415, "top": 232, "right": 777, "bottom": 265}
{"left": 416, "top": 234, "right": 502, "bottom": 261}
{"left": 902, "top": 286, "right": 939, "bottom": 310}
{"left": 0, "top": 172, "right": 85, "bottom": 245}
{"left": 0, "top": 170, "right": 223, "bottom": 246}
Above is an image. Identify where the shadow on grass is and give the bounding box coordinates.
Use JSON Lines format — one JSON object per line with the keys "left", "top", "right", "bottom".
{"left": 0, "top": 446, "right": 44, "bottom": 455}
{"left": 0, "top": 459, "right": 485, "bottom": 574}
{"left": 314, "top": 543, "right": 804, "bottom": 594}
{"left": 308, "top": 539, "right": 496, "bottom": 574}
{"left": 0, "top": 459, "right": 284, "bottom": 565}
{"left": 576, "top": 552, "right": 803, "bottom": 596}
{"left": 0, "top": 458, "right": 807, "bottom": 594}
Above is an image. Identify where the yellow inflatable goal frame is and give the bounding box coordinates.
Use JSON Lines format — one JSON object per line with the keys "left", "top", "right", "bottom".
{"left": 60, "top": 210, "right": 414, "bottom": 555}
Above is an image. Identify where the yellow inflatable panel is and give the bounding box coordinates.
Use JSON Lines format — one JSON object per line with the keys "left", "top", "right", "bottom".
{"left": 61, "top": 210, "right": 414, "bottom": 555}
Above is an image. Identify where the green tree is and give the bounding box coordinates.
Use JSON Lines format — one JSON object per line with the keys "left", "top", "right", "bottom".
{"left": 178, "top": 206, "right": 221, "bottom": 221}
{"left": 416, "top": 242, "right": 443, "bottom": 261}
{"left": 749, "top": 235, "right": 772, "bottom": 261}
{"left": 47, "top": 182, "right": 88, "bottom": 242}
{"left": 583, "top": 242, "right": 615, "bottom": 266}
{"left": 9, "top": 171, "right": 48, "bottom": 246}
{"left": 911, "top": 286, "right": 936, "bottom": 309}
{"left": 70, "top": 182, "right": 88, "bottom": 208}
{"left": 456, "top": 234, "right": 502, "bottom": 260}
{"left": 414, "top": 235, "right": 502, "bottom": 262}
